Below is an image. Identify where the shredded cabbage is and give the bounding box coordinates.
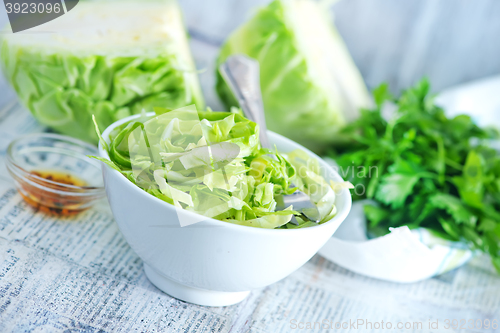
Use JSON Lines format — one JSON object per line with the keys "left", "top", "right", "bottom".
{"left": 92, "top": 106, "right": 339, "bottom": 229}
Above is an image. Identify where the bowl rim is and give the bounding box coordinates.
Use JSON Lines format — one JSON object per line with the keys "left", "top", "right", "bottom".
{"left": 7, "top": 132, "right": 105, "bottom": 196}
{"left": 98, "top": 112, "right": 352, "bottom": 234}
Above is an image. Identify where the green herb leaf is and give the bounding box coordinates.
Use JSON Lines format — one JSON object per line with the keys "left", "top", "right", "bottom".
{"left": 330, "top": 79, "right": 500, "bottom": 273}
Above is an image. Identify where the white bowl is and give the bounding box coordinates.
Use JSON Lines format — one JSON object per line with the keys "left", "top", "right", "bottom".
{"left": 98, "top": 113, "right": 352, "bottom": 306}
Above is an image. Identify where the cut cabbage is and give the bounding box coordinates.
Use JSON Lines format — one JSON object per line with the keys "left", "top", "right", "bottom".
{"left": 217, "top": 0, "right": 371, "bottom": 152}
{"left": 0, "top": 0, "right": 204, "bottom": 143}
{"left": 92, "top": 106, "right": 340, "bottom": 229}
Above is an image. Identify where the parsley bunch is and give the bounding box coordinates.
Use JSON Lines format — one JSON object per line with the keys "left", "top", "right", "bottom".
{"left": 330, "top": 79, "right": 500, "bottom": 272}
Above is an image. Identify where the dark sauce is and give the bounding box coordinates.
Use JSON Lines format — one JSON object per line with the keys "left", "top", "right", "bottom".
{"left": 20, "top": 170, "right": 89, "bottom": 216}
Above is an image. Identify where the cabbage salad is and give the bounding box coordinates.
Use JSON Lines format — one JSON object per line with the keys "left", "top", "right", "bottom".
{"left": 93, "top": 106, "right": 339, "bottom": 229}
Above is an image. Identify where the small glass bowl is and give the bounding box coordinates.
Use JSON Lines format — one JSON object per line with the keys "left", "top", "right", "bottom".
{"left": 6, "top": 133, "right": 105, "bottom": 215}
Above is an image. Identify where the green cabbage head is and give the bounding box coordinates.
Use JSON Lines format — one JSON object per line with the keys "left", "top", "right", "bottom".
{"left": 0, "top": 0, "right": 204, "bottom": 144}
{"left": 217, "top": 0, "right": 371, "bottom": 152}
